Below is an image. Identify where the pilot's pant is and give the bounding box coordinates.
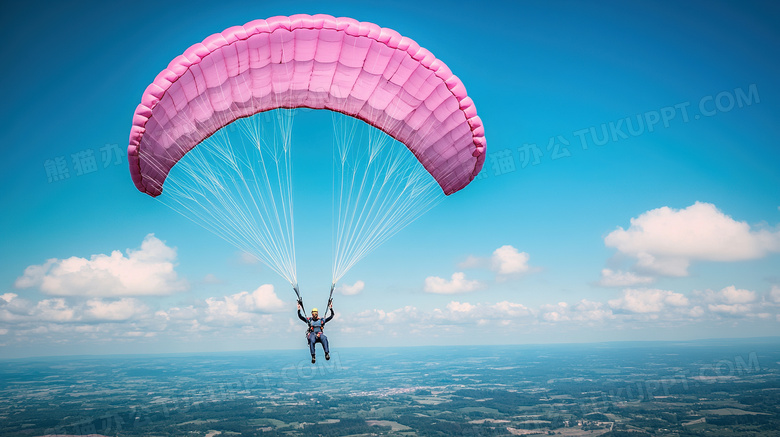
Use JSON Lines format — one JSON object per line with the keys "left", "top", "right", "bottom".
{"left": 308, "top": 332, "right": 329, "bottom": 355}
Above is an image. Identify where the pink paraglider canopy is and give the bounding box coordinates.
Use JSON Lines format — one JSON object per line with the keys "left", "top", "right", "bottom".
{"left": 128, "top": 14, "right": 486, "bottom": 197}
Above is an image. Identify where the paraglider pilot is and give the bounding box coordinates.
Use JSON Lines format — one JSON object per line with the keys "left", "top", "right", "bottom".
{"left": 298, "top": 302, "right": 334, "bottom": 363}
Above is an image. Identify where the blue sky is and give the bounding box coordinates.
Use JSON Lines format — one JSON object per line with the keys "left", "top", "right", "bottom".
{"left": 1, "top": 0, "right": 779, "bottom": 358}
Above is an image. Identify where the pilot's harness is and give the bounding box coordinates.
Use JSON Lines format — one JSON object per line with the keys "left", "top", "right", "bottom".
{"left": 296, "top": 283, "right": 335, "bottom": 338}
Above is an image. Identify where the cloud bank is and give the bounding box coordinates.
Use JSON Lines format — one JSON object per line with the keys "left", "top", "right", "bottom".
{"left": 604, "top": 202, "right": 780, "bottom": 276}
{"left": 15, "top": 234, "right": 187, "bottom": 297}
{"left": 337, "top": 280, "right": 365, "bottom": 296}
{"left": 424, "top": 272, "right": 483, "bottom": 294}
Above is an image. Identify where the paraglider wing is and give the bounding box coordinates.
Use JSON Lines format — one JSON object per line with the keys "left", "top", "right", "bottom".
{"left": 128, "top": 14, "right": 486, "bottom": 198}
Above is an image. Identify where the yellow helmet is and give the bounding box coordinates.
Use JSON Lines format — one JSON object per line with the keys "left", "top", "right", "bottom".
{"left": 311, "top": 308, "right": 319, "bottom": 313}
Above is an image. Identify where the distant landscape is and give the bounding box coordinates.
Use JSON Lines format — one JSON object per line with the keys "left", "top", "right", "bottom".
{"left": 1, "top": 339, "right": 778, "bottom": 436}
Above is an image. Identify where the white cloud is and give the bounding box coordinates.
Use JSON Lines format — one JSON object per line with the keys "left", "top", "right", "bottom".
{"left": 0, "top": 294, "right": 149, "bottom": 324}
{"left": 597, "top": 269, "right": 654, "bottom": 287}
{"left": 340, "top": 300, "right": 537, "bottom": 337}
{"left": 572, "top": 300, "right": 614, "bottom": 321}
{"left": 541, "top": 300, "right": 613, "bottom": 323}
{"left": 1, "top": 293, "right": 17, "bottom": 303}
{"left": 689, "top": 306, "right": 705, "bottom": 318}
{"left": 717, "top": 285, "right": 757, "bottom": 304}
{"left": 604, "top": 202, "right": 780, "bottom": 276}
{"left": 708, "top": 303, "right": 752, "bottom": 315}
{"left": 541, "top": 301, "right": 571, "bottom": 322}
{"left": 337, "top": 280, "right": 365, "bottom": 296}
{"left": 608, "top": 288, "right": 690, "bottom": 313}
{"left": 491, "top": 245, "right": 531, "bottom": 275}
{"left": 769, "top": 285, "right": 780, "bottom": 303}
{"left": 492, "top": 300, "right": 534, "bottom": 317}
{"left": 14, "top": 234, "right": 187, "bottom": 297}
{"left": 155, "top": 305, "right": 199, "bottom": 321}
{"left": 424, "top": 272, "right": 483, "bottom": 294}
{"left": 698, "top": 285, "right": 758, "bottom": 304}
{"left": 447, "top": 301, "right": 475, "bottom": 313}
{"left": 13, "top": 262, "right": 52, "bottom": 289}
{"left": 457, "top": 245, "right": 535, "bottom": 279}
{"left": 0, "top": 283, "right": 293, "bottom": 347}
{"left": 84, "top": 298, "right": 147, "bottom": 321}
{"left": 342, "top": 306, "right": 425, "bottom": 336}
{"left": 0, "top": 295, "right": 34, "bottom": 323}
{"left": 543, "top": 310, "right": 565, "bottom": 322}
{"left": 242, "top": 285, "right": 287, "bottom": 312}
{"left": 693, "top": 286, "right": 760, "bottom": 318}
{"left": 204, "top": 284, "right": 286, "bottom": 325}
{"left": 1, "top": 281, "right": 288, "bottom": 345}
{"left": 33, "top": 299, "right": 77, "bottom": 322}
{"left": 0, "top": 297, "right": 77, "bottom": 324}
{"left": 443, "top": 300, "right": 534, "bottom": 320}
